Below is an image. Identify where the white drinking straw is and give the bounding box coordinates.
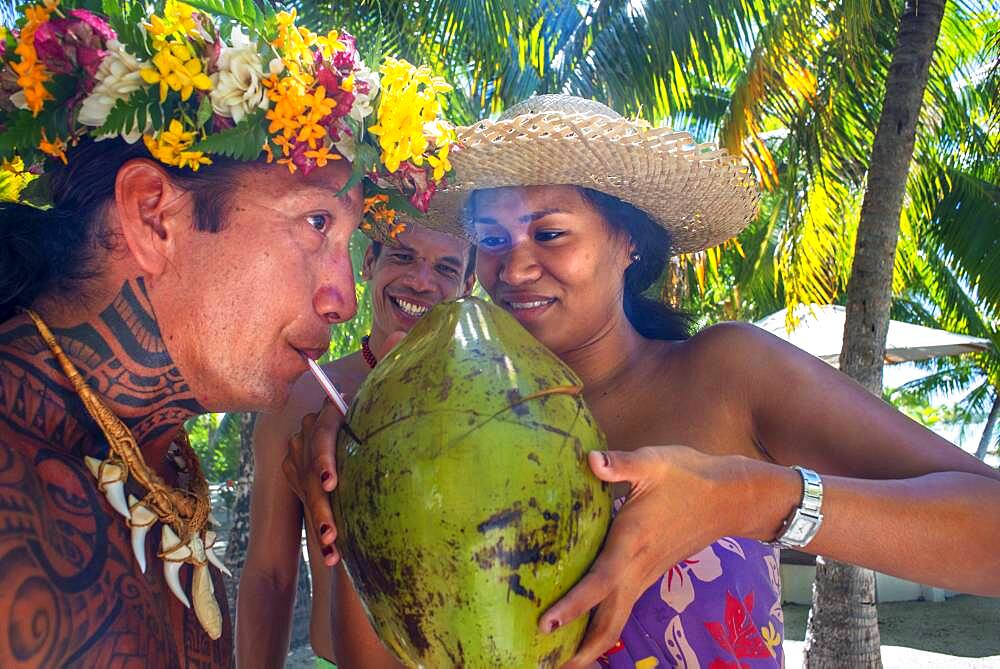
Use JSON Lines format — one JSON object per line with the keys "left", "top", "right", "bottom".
{"left": 305, "top": 357, "right": 350, "bottom": 415}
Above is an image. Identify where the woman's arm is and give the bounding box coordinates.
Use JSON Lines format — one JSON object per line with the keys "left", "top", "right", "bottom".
{"left": 737, "top": 321, "right": 1000, "bottom": 593}
{"left": 330, "top": 564, "right": 406, "bottom": 669}
{"left": 547, "top": 322, "right": 1000, "bottom": 668}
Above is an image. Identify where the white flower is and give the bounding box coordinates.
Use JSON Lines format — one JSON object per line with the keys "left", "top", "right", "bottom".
{"left": 349, "top": 64, "right": 380, "bottom": 121}
{"left": 210, "top": 33, "right": 269, "bottom": 124}
{"left": 78, "top": 40, "right": 144, "bottom": 129}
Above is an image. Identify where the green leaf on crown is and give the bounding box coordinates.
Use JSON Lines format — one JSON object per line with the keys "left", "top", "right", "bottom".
{"left": 95, "top": 95, "right": 144, "bottom": 138}
{"left": 16, "top": 172, "right": 53, "bottom": 209}
{"left": 337, "top": 142, "right": 380, "bottom": 197}
{"left": 103, "top": 0, "right": 151, "bottom": 58}
{"left": 184, "top": 0, "right": 277, "bottom": 41}
{"left": 196, "top": 95, "right": 214, "bottom": 129}
{"left": 189, "top": 109, "right": 267, "bottom": 160}
{"left": 0, "top": 110, "right": 43, "bottom": 162}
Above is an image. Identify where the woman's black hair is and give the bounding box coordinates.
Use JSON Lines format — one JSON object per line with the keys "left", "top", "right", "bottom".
{"left": 577, "top": 187, "right": 692, "bottom": 341}
{"left": 1, "top": 137, "right": 249, "bottom": 322}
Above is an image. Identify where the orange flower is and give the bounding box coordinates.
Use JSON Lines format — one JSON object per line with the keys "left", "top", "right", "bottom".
{"left": 38, "top": 130, "right": 67, "bottom": 164}
{"left": 305, "top": 146, "right": 339, "bottom": 167}
{"left": 12, "top": 2, "right": 56, "bottom": 115}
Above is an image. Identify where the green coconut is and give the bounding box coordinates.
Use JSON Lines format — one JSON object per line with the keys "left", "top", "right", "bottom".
{"left": 332, "top": 297, "right": 612, "bottom": 668}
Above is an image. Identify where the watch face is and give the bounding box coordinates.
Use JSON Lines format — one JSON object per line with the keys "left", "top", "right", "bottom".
{"left": 788, "top": 522, "right": 812, "bottom": 543}
{"left": 786, "top": 513, "right": 819, "bottom": 545}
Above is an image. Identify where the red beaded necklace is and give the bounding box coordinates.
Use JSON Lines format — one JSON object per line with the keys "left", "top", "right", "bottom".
{"left": 361, "top": 335, "right": 377, "bottom": 368}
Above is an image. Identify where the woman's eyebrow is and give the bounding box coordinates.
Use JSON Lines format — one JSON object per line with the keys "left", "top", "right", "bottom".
{"left": 520, "top": 208, "right": 565, "bottom": 223}
{"left": 470, "top": 208, "right": 567, "bottom": 226}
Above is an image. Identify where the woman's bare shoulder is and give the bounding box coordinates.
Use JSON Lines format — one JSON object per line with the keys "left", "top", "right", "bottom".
{"left": 657, "top": 321, "right": 780, "bottom": 371}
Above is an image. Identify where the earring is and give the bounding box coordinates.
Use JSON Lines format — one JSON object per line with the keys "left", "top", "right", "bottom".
{"left": 630, "top": 252, "right": 641, "bottom": 263}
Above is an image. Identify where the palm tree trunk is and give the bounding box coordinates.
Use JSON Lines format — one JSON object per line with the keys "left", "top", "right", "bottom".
{"left": 805, "top": 1, "right": 946, "bottom": 667}
{"left": 291, "top": 548, "right": 313, "bottom": 648}
{"left": 224, "top": 412, "right": 257, "bottom": 613}
{"left": 975, "top": 390, "right": 999, "bottom": 461}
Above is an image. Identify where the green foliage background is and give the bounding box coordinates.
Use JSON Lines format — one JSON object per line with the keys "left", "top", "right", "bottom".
{"left": 174, "top": 0, "right": 998, "bottom": 479}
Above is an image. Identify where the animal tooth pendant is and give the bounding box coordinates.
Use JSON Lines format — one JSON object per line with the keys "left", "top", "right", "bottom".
{"left": 204, "top": 530, "right": 232, "bottom": 577}
{"left": 160, "top": 525, "right": 193, "bottom": 609}
{"left": 84, "top": 456, "right": 130, "bottom": 518}
{"left": 192, "top": 564, "right": 222, "bottom": 640}
{"left": 127, "top": 494, "right": 157, "bottom": 574}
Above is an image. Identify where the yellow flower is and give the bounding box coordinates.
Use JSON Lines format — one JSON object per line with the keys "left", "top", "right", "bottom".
{"left": 0, "top": 156, "right": 37, "bottom": 202}
{"left": 369, "top": 57, "right": 450, "bottom": 174}
{"left": 427, "top": 144, "right": 451, "bottom": 181}
{"left": 176, "top": 150, "right": 212, "bottom": 171}
{"left": 38, "top": 130, "right": 68, "bottom": 164}
{"left": 305, "top": 146, "right": 340, "bottom": 167}
{"left": 140, "top": 42, "right": 213, "bottom": 102}
{"left": 761, "top": 622, "right": 781, "bottom": 656}
{"left": 271, "top": 10, "right": 316, "bottom": 69}
{"left": 315, "top": 29, "right": 347, "bottom": 59}
{"left": 143, "top": 119, "right": 212, "bottom": 170}
{"left": 144, "top": 0, "right": 200, "bottom": 48}
{"left": 277, "top": 156, "right": 297, "bottom": 173}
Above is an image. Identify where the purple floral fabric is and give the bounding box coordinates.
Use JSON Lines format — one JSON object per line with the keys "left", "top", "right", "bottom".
{"left": 593, "top": 501, "right": 785, "bottom": 669}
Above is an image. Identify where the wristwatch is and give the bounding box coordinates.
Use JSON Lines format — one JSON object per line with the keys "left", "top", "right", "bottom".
{"left": 771, "top": 466, "right": 824, "bottom": 549}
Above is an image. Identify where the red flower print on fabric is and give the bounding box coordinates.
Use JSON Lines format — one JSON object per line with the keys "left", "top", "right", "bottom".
{"left": 705, "top": 591, "right": 772, "bottom": 662}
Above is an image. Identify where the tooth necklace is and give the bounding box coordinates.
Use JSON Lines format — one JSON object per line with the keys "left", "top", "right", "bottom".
{"left": 361, "top": 335, "right": 377, "bottom": 368}
{"left": 26, "top": 309, "right": 228, "bottom": 640}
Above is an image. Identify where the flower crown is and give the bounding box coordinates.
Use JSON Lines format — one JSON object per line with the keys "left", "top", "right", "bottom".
{"left": 0, "top": 0, "right": 456, "bottom": 240}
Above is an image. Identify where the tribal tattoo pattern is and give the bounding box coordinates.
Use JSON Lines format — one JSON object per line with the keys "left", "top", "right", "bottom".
{"left": 0, "top": 279, "right": 232, "bottom": 667}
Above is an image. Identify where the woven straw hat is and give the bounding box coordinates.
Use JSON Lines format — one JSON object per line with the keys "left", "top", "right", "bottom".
{"left": 425, "top": 94, "right": 759, "bottom": 253}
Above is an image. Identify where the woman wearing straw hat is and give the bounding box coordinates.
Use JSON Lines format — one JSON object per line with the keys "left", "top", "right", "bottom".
{"left": 286, "top": 95, "right": 1000, "bottom": 669}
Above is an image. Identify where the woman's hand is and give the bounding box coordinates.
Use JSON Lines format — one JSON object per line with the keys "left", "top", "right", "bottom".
{"left": 541, "top": 446, "right": 783, "bottom": 669}
{"left": 282, "top": 331, "right": 409, "bottom": 567}
{"left": 282, "top": 403, "right": 344, "bottom": 565}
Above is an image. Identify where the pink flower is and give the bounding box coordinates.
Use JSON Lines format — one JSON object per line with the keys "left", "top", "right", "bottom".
{"left": 374, "top": 161, "right": 440, "bottom": 212}
{"left": 409, "top": 177, "right": 437, "bottom": 212}
{"left": 332, "top": 32, "right": 357, "bottom": 71}
{"left": 34, "top": 9, "right": 115, "bottom": 86}
{"left": 332, "top": 48, "right": 355, "bottom": 72}
{"left": 314, "top": 63, "right": 355, "bottom": 119}
{"left": 290, "top": 141, "right": 315, "bottom": 175}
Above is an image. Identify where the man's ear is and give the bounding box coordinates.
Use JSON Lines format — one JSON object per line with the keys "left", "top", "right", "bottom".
{"left": 360, "top": 244, "right": 376, "bottom": 281}
{"left": 114, "top": 159, "right": 192, "bottom": 277}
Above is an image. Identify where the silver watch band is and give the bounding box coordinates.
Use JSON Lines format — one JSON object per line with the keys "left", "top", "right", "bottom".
{"left": 771, "top": 466, "right": 824, "bottom": 549}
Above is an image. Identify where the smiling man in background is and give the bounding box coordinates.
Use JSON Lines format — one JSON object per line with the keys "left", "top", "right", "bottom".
{"left": 236, "top": 223, "right": 475, "bottom": 668}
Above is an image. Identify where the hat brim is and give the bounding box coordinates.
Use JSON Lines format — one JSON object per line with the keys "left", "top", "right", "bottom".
{"left": 423, "top": 111, "right": 760, "bottom": 254}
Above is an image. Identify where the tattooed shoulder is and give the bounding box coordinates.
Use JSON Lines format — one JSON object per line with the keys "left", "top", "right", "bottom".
{"left": 0, "top": 435, "right": 180, "bottom": 667}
